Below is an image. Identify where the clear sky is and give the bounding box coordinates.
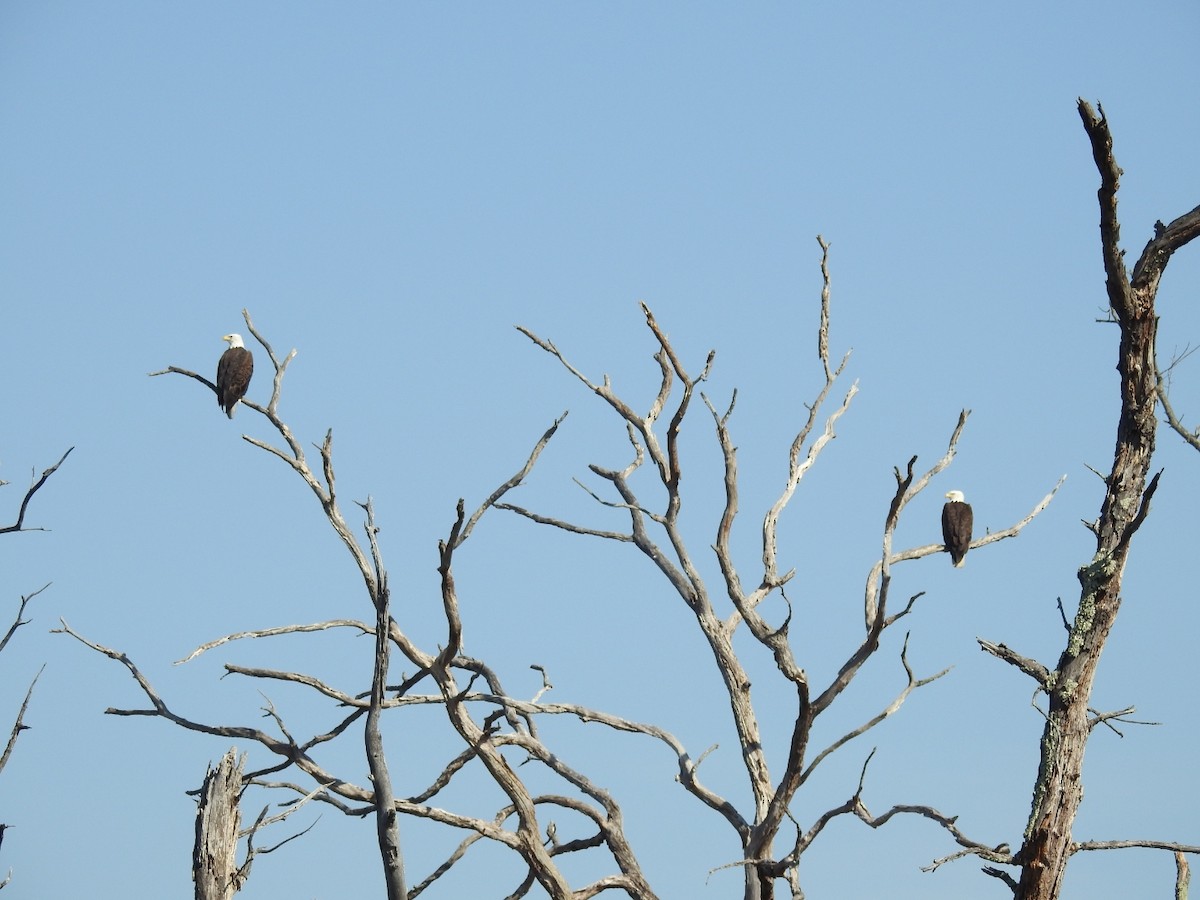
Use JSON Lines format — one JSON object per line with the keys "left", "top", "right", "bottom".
{"left": 2, "top": 3, "right": 1199, "bottom": 898}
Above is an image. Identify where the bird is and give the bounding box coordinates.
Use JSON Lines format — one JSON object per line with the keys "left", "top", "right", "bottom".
{"left": 941, "top": 489, "right": 973, "bottom": 567}
{"left": 216, "top": 333, "right": 254, "bottom": 418}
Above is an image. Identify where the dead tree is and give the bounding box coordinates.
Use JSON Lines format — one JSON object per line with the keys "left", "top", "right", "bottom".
{"left": 64, "top": 274, "right": 1056, "bottom": 899}
{"left": 975, "top": 100, "right": 1200, "bottom": 900}
{"left": 57, "top": 101, "right": 1197, "bottom": 900}
{"left": 506, "top": 255, "right": 1059, "bottom": 898}
{"left": 66, "top": 312, "right": 659, "bottom": 898}
{"left": 0, "top": 447, "right": 71, "bottom": 891}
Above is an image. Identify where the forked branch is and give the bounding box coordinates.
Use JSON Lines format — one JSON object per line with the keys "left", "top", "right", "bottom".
{"left": 0, "top": 448, "right": 73, "bottom": 535}
{"left": 0, "top": 585, "right": 49, "bottom": 655}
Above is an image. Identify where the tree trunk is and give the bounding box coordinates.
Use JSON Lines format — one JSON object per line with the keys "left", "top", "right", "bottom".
{"left": 1014, "top": 98, "right": 1200, "bottom": 900}
{"left": 193, "top": 748, "right": 245, "bottom": 900}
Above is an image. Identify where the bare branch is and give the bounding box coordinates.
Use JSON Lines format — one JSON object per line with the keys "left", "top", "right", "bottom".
{"left": 0, "top": 666, "right": 43, "bottom": 778}
{"left": 1073, "top": 839, "right": 1200, "bottom": 855}
{"left": 978, "top": 640, "right": 1052, "bottom": 689}
{"left": 0, "top": 449, "right": 72, "bottom": 535}
{"left": 903, "top": 410, "right": 971, "bottom": 499}
{"left": 56, "top": 621, "right": 352, "bottom": 780}
{"left": 780, "top": 750, "right": 1011, "bottom": 875}
{"left": 147, "top": 364, "right": 218, "bottom": 392}
{"left": 175, "top": 620, "right": 374, "bottom": 665}
{"left": 498, "top": 503, "right": 635, "bottom": 541}
{"left": 242, "top": 807, "right": 319, "bottom": 857}
{"left": 762, "top": 378, "right": 858, "bottom": 592}
{"left": 802, "top": 636, "right": 949, "bottom": 785}
{"left": 409, "top": 825, "right": 488, "bottom": 898}
{"left": 976, "top": 476, "right": 1067, "bottom": 552}
{"left": 455, "top": 413, "right": 568, "bottom": 547}
{"left": 529, "top": 665, "right": 553, "bottom": 704}
{"left": 515, "top": 324, "right": 666, "bottom": 479}
{"left": 0, "top": 584, "right": 49, "bottom": 655}
{"left": 486, "top": 693, "right": 744, "bottom": 834}
{"left": 1113, "top": 469, "right": 1162, "bottom": 557}
{"left": 1158, "top": 368, "right": 1200, "bottom": 452}
{"left": 223, "top": 664, "right": 363, "bottom": 709}
{"left": 752, "top": 244, "right": 856, "bottom": 595}
{"left": 982, "top": 866, "right": 1020, "bottom": 891}
{"left": 1129, "top": 202, "right": 1200, "bottom": 295}
{"left": 1078, "top": 99, "right": 1131, "bottom": 321}
{"left": 57, "top": 620, "right": 548, "bottom": 855}
{"left": 1087, "top": 706, "right": 1158, "bottom": 736}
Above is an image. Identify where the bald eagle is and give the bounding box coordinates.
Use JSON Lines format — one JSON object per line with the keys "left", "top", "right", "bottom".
{"left": 216, "top": 334, "right": 253, "bottom": 418}
{"left": 941, "top": 490, "right": 973, "bottom": 568}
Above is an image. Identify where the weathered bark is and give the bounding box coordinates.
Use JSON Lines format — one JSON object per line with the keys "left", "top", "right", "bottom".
{"left": 193, "top": 749, "right": 245, "bottom": 900}
{"left": 1013, "top": 99, "right": 1200, "bottom": 900}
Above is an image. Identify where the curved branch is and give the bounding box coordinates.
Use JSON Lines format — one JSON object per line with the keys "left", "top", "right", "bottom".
{"left": 1129, "top": 203, "right": 1200, "bottom": 295}
{"left": 1157, "top": 364, "right": 1200, "bottom": 452}
{"left": 175, "top": 620, "right": 374, "bottom": 665}
{"left": 802, "top": 635, "right": 949, "bottom": 785}
{"left": 0, "top": 448, "right": 73, "bottom": 535}
{"left": 497, "top": 503, "right": 634, "bottom": 542}
{"left": 777, "top": 749, "right": 1010, "bottom": 874}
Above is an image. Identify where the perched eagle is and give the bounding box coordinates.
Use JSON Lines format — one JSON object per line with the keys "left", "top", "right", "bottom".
{"left": 941, "top": 490, "right": 973, "bottom": 568}
{"left": 216, "top": 333, "right": 253, "bottom": 418}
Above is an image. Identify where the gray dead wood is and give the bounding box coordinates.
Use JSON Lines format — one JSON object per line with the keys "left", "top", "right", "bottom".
{"left": 193, "top": 749, "right": 245, "bottom": 900}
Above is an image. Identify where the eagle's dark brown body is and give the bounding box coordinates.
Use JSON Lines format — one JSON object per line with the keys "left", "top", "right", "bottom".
{"left": 217, "top": 335, "right": 253, "bottom": 418}
{"left": 942, "top": 493, "right": 973, "bottom": 568}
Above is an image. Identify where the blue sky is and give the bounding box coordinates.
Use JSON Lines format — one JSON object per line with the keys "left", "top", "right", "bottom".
{"left": 2, "top": 3, "right": 1199, "bottom": 898}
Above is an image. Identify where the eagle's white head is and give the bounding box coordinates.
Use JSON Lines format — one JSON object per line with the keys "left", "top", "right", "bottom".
{"left": 945, "top": 490, "right": 966, "bottom": 503}
{"left": 222, "top": 333, "right": 245, "bottom": 349}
